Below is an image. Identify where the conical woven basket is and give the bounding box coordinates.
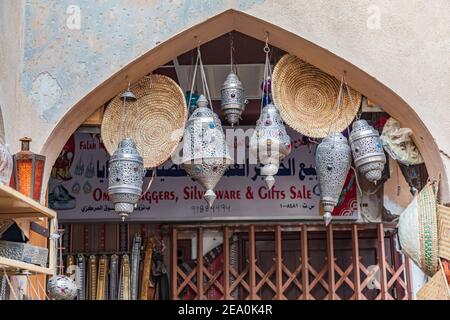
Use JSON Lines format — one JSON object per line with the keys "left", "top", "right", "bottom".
{"left": 398, "top": 182, "right": 439, "bottom": 276}
{"left": 101, "top": 75, "right": 187, "bottom": 168}
{"left": 272, "top": 54, "right": 362, "bottom": 138}
{"left": 417, "top": 260, "right": 450, "bottom": 300}
{"left": 438, "top": 204, "right": 450, "bottom": 260}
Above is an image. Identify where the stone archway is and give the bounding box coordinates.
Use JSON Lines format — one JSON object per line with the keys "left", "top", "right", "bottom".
{"left": 41, "top": 9, "right": 449, "bottom": 202}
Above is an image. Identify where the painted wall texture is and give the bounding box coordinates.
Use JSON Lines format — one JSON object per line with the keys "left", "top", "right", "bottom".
{"left": 0, "top": 0, "right": 449, "bottom": 196}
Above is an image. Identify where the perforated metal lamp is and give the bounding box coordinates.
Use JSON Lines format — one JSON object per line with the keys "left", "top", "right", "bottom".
{"left": 10, "top": 137, "right": 46, "bottom": 201}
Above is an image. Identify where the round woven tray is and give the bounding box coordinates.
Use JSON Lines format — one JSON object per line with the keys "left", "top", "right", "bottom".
{"left": 272, "top": 54, "right": 362, "bottom": 138}
{"left": 101, "top": 74, "right": 187, "bottom": 168}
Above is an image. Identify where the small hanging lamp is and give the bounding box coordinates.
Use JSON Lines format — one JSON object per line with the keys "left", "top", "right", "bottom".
{"left": 220, "top": 33, "right": 246, "bottom": 126}
{"left": 349, "top": 119, "right": 386, "bottom": 183}
{"left": 315, "top": 78, "right": 353, "bottom": 225}
{"left": 107, "top": 84, "right": 145, "bottom": 221}
{"left": 250, "top": 35, "right": 291, "bottom": 189}
{"left": 182, "top": 46, "right": 231, "bottom": 207}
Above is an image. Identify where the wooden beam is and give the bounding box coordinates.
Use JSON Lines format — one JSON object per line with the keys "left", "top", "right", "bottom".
{"left": 171, "top": 227, "right": 178, "bottom": 300}
{"left": 248, "top": 225, "right": 257, "bottom": 300}
{"left": 275, "top": 225, "right": 283, "bottom": 300}
{"left": 404, "top": 256, "right": 413, "bottom": 300}
{"left": 377, "top": 224, "right": 388, "bottom": 300}
{"left": 223, "top": 226, "right": 231, "bottom": 300}
{"left": 301, "top": 225, "right": 309, "bottom": 300}
{"left": 351, "top": 224, "right": 361, "bottom": 300}
{"left": 197, "top": 227, "right": 204, "bottom": 300}
{"left": 326, "top": 224, "right": 335, "bottom": 300}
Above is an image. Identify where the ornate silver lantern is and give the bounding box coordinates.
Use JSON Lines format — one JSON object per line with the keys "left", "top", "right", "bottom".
{"left": 221, "top": 72, "right": 245, "bottom": 126}
{"left": 250, "top": 103, "right": 291, "bottom": 189}
{"left": 349, "top": 119, "right": 386, "bottom": 183}
{"left": 47, "top": 275, "right": 77, "bottom": 300}
{"left": 315, "top": 132, "right": 352, "bottom": 225}
{"left": 108, "top": 138, "right": 145, "bottom": 221}
{"left": 182, "top": 95, "right": 231, "bottom": 207}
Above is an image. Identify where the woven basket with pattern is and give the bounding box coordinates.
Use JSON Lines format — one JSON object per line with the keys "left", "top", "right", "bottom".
{"left": 398, "top": 182, "right": 439, "bottom": 276}
{"left": 438, "top": 204, "right": 450, "bottom": 260}
{"left": 272, "top": 54, "right": 362, "bottom": 138}
{"left": 417, "top": 260, "right": 450, "bottom": 300}
{"left": 101, "top": 75, "right": 187, "bottom": 168}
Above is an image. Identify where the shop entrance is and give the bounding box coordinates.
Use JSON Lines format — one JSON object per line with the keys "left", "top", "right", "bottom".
{"left": 171, "top": 224, "right": 411, "bottom": 300}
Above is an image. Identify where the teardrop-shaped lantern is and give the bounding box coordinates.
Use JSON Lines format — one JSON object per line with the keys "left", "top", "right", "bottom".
{"left": 182, "top": 95, "right": 232, "bottom": 207}
{"left": 250, "top": 103, "right": 291, "bottom": 189}
{"left": 349, "top": 119, "right": 386, "bottom": 183}
{"left": 108, "top": 138, "right": 145, "bottom": 221}
{"left": 315, "top": 132, "right": 352, "bottom": 225}
{"left": 221, "top": 72, "right": 245, "bottom": 126}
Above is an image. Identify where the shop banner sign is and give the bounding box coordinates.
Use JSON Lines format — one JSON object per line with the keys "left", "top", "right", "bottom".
{"left": 48, "top": 128, "right": 358, "bottom": 222}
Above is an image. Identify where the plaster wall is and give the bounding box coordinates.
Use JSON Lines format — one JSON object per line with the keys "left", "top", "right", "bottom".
{"left": 0, "top": 0, "right": 449, "bottom": 199}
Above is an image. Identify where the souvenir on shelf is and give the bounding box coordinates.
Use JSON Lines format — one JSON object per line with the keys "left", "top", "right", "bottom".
{"left": 220, "top": 33, "right": 246, "bottom": 126}
{"left": 272, "top": 54, "right": 361, "bottom": 138}
{"left": 182, "top": 46, "right": 231, "bottom": 207}
{"left": 349, "top": 119, "right": 386, "bottom": 183}
{"left": 315, "top": 78, "right": 353, "bottom": 225}
{"left": 250, "top": 38, "right": 291, "bottom": 189}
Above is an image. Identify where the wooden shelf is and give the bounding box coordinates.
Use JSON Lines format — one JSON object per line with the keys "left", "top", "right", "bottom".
{"left": 0, "top": 184, "right": 57, "bottom": 276}
{"left": 0, "top": 184, "right": 56, "bottom": 219}
{"left": 0, "top": 256, "right": 54, "bottom": 275}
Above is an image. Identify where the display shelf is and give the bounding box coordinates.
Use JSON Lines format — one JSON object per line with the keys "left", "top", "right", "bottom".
{"left": 0, "top": 184, "right": 57, "bottom": 275}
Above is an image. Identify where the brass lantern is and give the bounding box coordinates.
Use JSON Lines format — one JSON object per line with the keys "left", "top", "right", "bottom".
{"left": 315, "top": 133, "right": 352, "bottom": 225}
{"left": 11, "top": 137, "right": 46, "bottom": 201}
{"left": 349, "top": 119, "right": 386, "bottom": 183}
{"left": 220, "top": 72, "right": 245, "bottom": 126}
{"left": 182, "top": 95, "right": 232, "bottom": 207}
{"left": 108, "top": 138, "right": 145, "bottom": 221}
{"left": 107, "top": 87, "right": 145, "bottom": 221}
{"left": 250, "top": 103, "right": 291, "bottom": 189}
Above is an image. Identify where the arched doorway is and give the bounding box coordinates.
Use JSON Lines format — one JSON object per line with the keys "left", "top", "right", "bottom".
{"left": 41, "top": 9, "right": 448, "bottom": 201}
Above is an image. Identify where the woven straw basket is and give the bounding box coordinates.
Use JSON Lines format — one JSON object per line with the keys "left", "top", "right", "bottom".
{"left": 438, "top": 204, "right": 450, "bottom": 260}
{"left": 417, "top": 260, "right": 450, "bottom": 300}
{"left": 272, "top": 54, "right": 362, "bottom": 138}
{"left": 101, "top": 75, "right": 187, "bottom": 168}
{"left": 398, "top": 182, "right": 439, "bottom": 276}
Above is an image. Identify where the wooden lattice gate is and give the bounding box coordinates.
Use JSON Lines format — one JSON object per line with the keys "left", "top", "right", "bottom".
{"left": 171, "top": 224, "right": 412, "bottom": 300}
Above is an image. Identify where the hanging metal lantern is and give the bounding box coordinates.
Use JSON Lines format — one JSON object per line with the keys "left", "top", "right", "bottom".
{"left": 182, "top": 95, "right": 231, "bottom": 207}
{"left": 47, "top": 274, "right": 77, "bottom": 300}
{"left": 315, "top": 132, "right": 352, "bottom": 225}
{"left": 349, "top": 119, "right": 386, "bottom": 183}
{"left": 250, "top": 103, "right": 291, "bottom": 189}
{"left": 108, "top": 138, "right": 145, "bottom": 221}
{"left": 221, "top": 72, "right": 245, "bottom": 126}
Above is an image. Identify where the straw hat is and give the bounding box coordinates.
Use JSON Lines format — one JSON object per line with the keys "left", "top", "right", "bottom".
{"left": 272, "top": 54, "right": 362, "bottom": 138}
{"left": 101, "top": 74, "right": 187, "bottom": 168}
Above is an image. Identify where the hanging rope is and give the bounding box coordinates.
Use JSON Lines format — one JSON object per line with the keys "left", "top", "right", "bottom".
{"left": 118, "top": 82, "right": 132, "bottom": 141}
{"left": 260, "top": 33, "right": 272, "bottom": 113}
{"left": 188, "top": 42, "right": 214, "bottom": 112}
{"left": 1, "top": 268, "right": 19, "bottom": 300}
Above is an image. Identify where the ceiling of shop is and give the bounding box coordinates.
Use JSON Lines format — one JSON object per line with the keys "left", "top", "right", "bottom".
{"left": 152, "top": 31, "right": 287, "bottom": 125}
